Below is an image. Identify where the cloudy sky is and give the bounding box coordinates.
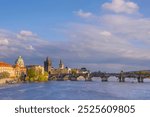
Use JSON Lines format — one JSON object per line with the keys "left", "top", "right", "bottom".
{"left": 0, "top": 0, "right": 150, "bottom": 72}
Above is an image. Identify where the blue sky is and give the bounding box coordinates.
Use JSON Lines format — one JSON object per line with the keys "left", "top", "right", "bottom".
{"left": 0, "top": 0, "right": 149, "bottom": 39}
{"left": 0, "top": 0, "right": 150, "bottom": 72}
{"left": 0, "top": 0, "right": 103, "bottom": 39}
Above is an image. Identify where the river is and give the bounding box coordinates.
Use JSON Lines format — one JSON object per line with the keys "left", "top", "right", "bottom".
{"left": 0, "top": 77, "right": 150, "bottom": 100}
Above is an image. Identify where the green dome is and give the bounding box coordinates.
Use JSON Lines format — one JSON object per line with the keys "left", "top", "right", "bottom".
{"left": 15, "top": 56, "right": 25, "bottom": 67}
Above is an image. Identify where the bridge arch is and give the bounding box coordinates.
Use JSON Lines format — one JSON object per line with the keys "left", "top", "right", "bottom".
{"left": 77, "top": 76, "right": 86, "bottom": 81}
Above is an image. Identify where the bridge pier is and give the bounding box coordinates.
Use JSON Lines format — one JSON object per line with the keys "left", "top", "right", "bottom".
{"left": 85, "top": 73, "right": 92, "bottom": 81}
{"left": 137, "top": 75, "right": 144, "bottom": 83}
{"left": 119, "top": 71, "right": 125, "bottom": 82}
{"left": 70, "top": 74, "right": 77, "bottom": 81}
{"left": 100, "top": 73, "right": 108, "bottom": 82}
{"left": 48, "top": 73, "right": 56, "bottom": 81}
{"left": 119, "top": 76, "right": 125, "bottom": 82}
{"left": 70, "top": 77, "right": 77, "bottom": 81}
{"left": 57, "top": 74, "right": 64, "bottom": 81}
{"left": 101, "top": 77, "right": 108, "bottom": 82}
{"left": 119, "top": 77, "right": 125, "bottom": 82}
{"left": 85, "top": 77, "right": 92, "bottom": 81}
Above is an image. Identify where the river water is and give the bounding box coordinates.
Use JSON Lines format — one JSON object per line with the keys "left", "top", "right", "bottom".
{"left": 0, "top": 77, "right": 150, "bottom": 100}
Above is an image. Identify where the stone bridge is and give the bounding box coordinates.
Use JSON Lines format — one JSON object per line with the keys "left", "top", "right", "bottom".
{"left": 48, "top": 71, "right": 150, "bottom": 83}
{"left": 93, "top": 71, "right": 150, "bottom": 83}
{"left": 49, "top": 73, "right": 92, "bottom": 81}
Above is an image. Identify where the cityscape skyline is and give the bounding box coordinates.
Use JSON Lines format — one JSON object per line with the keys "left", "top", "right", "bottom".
{"left": 0, "top": 0, "right": 150, "bottom": 72}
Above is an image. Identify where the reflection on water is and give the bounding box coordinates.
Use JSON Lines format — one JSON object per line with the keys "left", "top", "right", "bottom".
{"left": 0, "top": 77, "right": 150, "bottom": 100}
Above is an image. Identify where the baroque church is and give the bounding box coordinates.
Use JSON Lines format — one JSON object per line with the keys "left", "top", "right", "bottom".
{"left": 0, "top": 56, "right": 26, "bottom": 78}
{"left": 14, "top": 56, "right": 26, "bottom": 77}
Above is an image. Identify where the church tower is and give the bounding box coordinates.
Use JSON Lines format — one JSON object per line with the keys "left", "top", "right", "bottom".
{"left": 15, "top": 56, "right": 25, "bottom": 67}
{"left": 44, "top": 57, "right": 52, "bottom": 72}
{"left": 59, "top": 59, "right": 64, "bottom": 69}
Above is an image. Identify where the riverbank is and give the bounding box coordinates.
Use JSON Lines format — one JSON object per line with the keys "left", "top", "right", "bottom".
{"left": 0, "top": 78, "right": 19, "bottom": 86}
{"left": 0, "top": 77, "right": 49, "bottom": 87}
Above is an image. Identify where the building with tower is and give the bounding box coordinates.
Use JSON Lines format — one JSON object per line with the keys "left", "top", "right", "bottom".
{"left": 59, "top": 59, "right": 65, "bottom": 69}
{"left": 44, "top": 57, "right": 52, "bottom": 73}
{"left": 14, "top": 56, "right": 26, "bottom": 77}
{"left": 15, "top": 56, "right": 25, "bottom": 67}
{"left": 0, "top": 56, "right": 26, "bottom": 78}
{"left": 43, "top": 57, "right": 82, "bottom": 75}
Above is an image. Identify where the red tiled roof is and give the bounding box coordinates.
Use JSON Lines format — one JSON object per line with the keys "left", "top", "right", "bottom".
{"left": 0, "top": 62, "right": 12, "bottom": 67}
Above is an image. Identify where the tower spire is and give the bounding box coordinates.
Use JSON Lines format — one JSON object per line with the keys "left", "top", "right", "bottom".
{"left": 44, "top": 57, "right": 52, "bottom": 72}
{"left": 60, "top": 59, "right": 62, "bottom": 65}
{"left": 59, "top": 59, "right": 64, "bottom": 69}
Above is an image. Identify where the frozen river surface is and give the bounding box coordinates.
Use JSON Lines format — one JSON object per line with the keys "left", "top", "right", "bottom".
{"left": 0, "top": 77, "right": 150, "bottom": 100}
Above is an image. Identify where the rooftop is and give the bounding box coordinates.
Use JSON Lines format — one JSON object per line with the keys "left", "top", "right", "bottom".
{"left": 0, "top": 62, "right": 12, "bottom": 67}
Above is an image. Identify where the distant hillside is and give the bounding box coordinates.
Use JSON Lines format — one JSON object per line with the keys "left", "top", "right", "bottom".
{"left": 127, "top": 70, "right": 150, "bottom": 73}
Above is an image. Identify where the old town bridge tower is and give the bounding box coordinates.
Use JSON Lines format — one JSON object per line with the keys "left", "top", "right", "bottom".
{"left": 44, "top": 57, "right": 52, "bottom": 73}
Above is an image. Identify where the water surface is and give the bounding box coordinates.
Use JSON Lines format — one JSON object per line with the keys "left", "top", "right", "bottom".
{"left": 0, "top": 77, "right": 150, "bottom": 100}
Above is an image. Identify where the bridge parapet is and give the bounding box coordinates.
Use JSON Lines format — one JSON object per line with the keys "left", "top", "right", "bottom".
{"left": 48, "top": 72, "right": 92, "bottom": 81}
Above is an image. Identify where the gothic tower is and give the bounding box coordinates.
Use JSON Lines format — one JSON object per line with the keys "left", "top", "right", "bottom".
{"left": 44, "top": 57, "right": 52, "bottom": 72}
{"left": 59, "top": 59, "right": 64, "bottom": 69}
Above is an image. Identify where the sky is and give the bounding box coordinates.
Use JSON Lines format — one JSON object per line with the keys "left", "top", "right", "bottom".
{"left": 0, "top": 0, "right": 150, "bottom": 72}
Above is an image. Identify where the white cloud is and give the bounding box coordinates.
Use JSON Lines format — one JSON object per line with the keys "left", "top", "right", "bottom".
{"left": 66, "top": 1, "right": 150, "bottom": 71}
{"left": 20, "top": 30, "right": 35, "bottom": 37}
{"left": 100, "top": 31, "right": 112, "bottom": 37}
{"left": 75, "top": 9, "right": 93, "bottom": 18}
{"left": 101, "top": 15, "right": 150, "bottom": 43}
{"left": 25, "top": 45, "right": 35, "bottom": 51}
{"left": 1, "top": 0, "right": 150, "bottom": 72}
{"left": 0, "top": 38, "right": 9, "bottom": 46}
{"left": 102, "top": 0, "right": 139, "bottom": 14}
{"left": 67, "top": 15, "right": 150, "bottom": 61}
{"left": 0, "top": 29, "right": 52, "bottom": 59}
{"left": 17, "top": 30, "right": 37, "bottom": 40}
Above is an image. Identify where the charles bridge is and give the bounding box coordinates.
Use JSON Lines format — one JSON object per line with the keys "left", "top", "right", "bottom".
{"left": 48, "top": 72, "right": 92, "bottom": 81}
{"left": 48, "top": 71, "right": 150, "bottom": 83}
{"left": 44, "top": 57, "right": 150, "bottom": 83}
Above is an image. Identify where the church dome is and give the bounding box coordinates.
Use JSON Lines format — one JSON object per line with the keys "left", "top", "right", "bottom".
{"left": 15, "top": 56, "right": 25, "bottom": 67}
